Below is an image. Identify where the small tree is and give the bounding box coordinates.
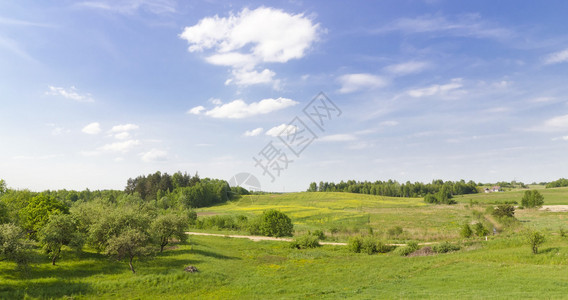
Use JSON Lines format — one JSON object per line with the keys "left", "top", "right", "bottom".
{"left": 0, "top": 223, "right": 30, "bottom": 269}
{"left": 38, "top": 214, "right": 83, "bottom": 265}
{"left": 460, "top": 223, "right": 473, "bottom": 238}
{"left": 150, "top": 214, "right": 188, "bottom": 252}
{"left": 521, "top": 190, "right": 544, "bottom": 208}
{"left": 258, "top": 209, "right": 293, "bottom": 237}
{"left": 106, "top": 228, "right": 154, "bottom": 273}
{"left": 473, "top": 222, "right": 489, "bottom": 237}
{"left": 526, "top": 230, "right": 545, "bottom": 254}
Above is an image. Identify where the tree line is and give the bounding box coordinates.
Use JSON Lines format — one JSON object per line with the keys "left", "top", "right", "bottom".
{"left": 307, "top": 179, "right": 479, "bottom": 198}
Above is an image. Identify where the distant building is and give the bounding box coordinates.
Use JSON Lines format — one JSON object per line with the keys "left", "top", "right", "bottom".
{"left": 484, "top": 186, "right": 502, "bottom": 193}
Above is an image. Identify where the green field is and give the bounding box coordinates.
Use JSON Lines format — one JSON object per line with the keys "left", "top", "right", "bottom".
{"left": 2, "top": 189, "right": 568, "bottom": 298}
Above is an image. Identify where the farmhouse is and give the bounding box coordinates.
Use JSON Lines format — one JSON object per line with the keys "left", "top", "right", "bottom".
{"left": 484, "top": 186, "right": 503, "bottom": 193}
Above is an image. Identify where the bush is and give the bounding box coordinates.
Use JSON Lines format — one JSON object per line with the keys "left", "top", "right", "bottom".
{"left": 460, "top": 224, "right": 473, "bottom": 238}
{"left": 394, "top": 241, "right": 419, "bottom": 256}
{"left": 361, "top": 236, "right": 377, "bottom": 255}
{"left": 492, "top": 204, "right": 515, "bottom": 219}
{"left": 290, "top": 234, "right": 320, "bottom": 249}
{"left": 387, "top": 226, "right": 403, "bottom": 237}
{"left": 258, "top": 209, "right": 293, "bottom": 237}
{"left": 311, "top": 230, "right": 326, "bottom": 240}
{"left": 348, "top": 236, "right": 363, "bottom": 253}
{"left": 433, "top": 241, "right": 460, "bottom": 253}
{"left": 473, "top": 222, "right": 489, "bottom": 237}
{"left": 560, "top": 227, "right": 566, "bottom": 238}
{"left": 521, "top": 190, "right": 544, "bottom": 208}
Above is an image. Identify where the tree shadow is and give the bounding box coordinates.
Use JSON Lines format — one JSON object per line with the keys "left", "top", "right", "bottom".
{"left": 0, "top": 280, "right": 91, "bottom": 299}
{"left": 540, "top": 247, "right": 560, "bottom": 254}
{"left": 191, "top": 249, "right": 240, "bottom": 260}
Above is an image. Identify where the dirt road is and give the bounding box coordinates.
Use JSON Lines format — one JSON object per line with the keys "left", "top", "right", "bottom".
{"left": 186, "top": 231, "right": 347, "bottom": 245}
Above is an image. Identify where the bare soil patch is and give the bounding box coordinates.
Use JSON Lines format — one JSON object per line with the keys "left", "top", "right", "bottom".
{"left": 539, "top": 205, "right": 568, "bottom": 212}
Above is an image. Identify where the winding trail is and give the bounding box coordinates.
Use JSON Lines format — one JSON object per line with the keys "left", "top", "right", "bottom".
{"left": 186, "top": 231, "right": 438, "bottom": 246}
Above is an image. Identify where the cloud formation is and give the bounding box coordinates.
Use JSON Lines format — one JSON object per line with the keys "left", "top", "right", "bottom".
{"left": 338, "top": 73, "right": 387, "bottom": 93}
{"left": 180, "top": 7, "right": 321, "bottom": 88}
{"left": 189, "top": 97, "right": 297, "bottom": 119}
{"left": 265, "top": 124, "right": 299, "bottom": 137}
{"left": 544, "top": 48, "right": 568, "bottom": 65}
{"left": 46, "top": 86, "right": 94, "bottom": 102}
{"left": 244, "top": 127, "right": 263, "bottom": 137}
{"left": 407, "top": 78, "right": 464, "bottom": 98}
{"left": 141, "top": 149, "right": 168, "bottom": 162}
{"left": 384, "top": 61, "right": 431, "bottom": 75}
{"left": 82, "top": 122, "right": 101, "bottom": 135}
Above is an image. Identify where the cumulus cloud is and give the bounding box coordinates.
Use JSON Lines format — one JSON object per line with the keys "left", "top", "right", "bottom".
{"left": 265, "top": 124, "right": 299, "bottom": 137}
{"left": 407, "top": 78, "right": 464, "bottom": 98}
{"left": 244, "top": 127, "right": 263, "bottom": 137}
{"left": 188, "top": 106, "right": 205, "bottom": 115}
{"left": 191, "top": 97, "right": 298, "bottom": 119}
{"left": 544, "top": 48, "right": 568, "bottom": 65}
{"left": 384, "top": 61, "right": 431, "bottom": 75}
{"left": 318, "top": 134, "right": 357, "bottom": 142}
{"left": 46, "top": 86, "right": 94, "bottom": 102}
{"left": 180, "top": 7, "right": 321, "bottom": 88}
{"left": 82, "top": 122, "right": 101, "bottom": 135}
{"left": 98, "top": 140, "right": 140, "bottom": 153}
{"left": 337, "top": 73, "right": 387, "bottom": 93}
{"left": 110, "top": 123, "right": 139, "bottom": 133}
{"left": 141, "top": 149, "right": 168, "bottom": 162}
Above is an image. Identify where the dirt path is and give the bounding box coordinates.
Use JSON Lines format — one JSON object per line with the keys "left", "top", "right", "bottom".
{"left": 539, "top": 205, "right": 568, "bottom": 212}
{"left": 186, "top": 232, "right": 439, "bottom": 246}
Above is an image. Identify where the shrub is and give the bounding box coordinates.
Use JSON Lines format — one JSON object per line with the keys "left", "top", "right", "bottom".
{"left": 521, "top": 190, "right": 544, "bottom": 208}
{"left": 460, "top": 224, "right": 473, "bottom": 238}
{"left": 361, "top": 236, "right": 377, "bottom": 255}
{"left": 258, "top": 210, "right": 293, "bottom": 237}
{"left": 312, "top": 229, "right": 326, "bottom": 240}
{"left": 376, "top": 241, "right": 394, "bottom": 253}
{"left": 473, "top": 222, "right": 489, "bottom": 237}
{"left": 290, "top": 234, "right": 320, "bottom": 249}
{"left": 394, "top": 241, "right": 419, "bottom": 256}
{"left": 348, "top": 236, "right": 363, "bottom": 253}
{"left": 492, "top": 204, "right": 515, "bottom": 218}
{"left": 560, "top": 227, "right": 566, "bottom": 238}
{"left": 433, "top": 241, "right": 460, "bottom": 253}
{"left": 387, "top": 226, "right": 403, "bottom": 237}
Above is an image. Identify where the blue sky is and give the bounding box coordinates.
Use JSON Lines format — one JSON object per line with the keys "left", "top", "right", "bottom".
{"left": 1, "top": 1, "right": 568, "bottom": 192}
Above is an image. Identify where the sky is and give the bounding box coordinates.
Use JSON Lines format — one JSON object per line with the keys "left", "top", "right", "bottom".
{"left": 1, "top": 0, "right": 568, "bottom": 192}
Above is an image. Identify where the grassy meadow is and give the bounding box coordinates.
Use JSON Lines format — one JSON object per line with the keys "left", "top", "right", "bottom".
{"left": 2, "top": 188, "right": 568, "bottom": 298}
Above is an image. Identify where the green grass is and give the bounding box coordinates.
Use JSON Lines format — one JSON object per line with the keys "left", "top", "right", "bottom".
{"left": 2, "top": 235, "right": 568, "bottom": 299}
{"left": 456, "top": 187, "right": 568, "bottom": 205}
{"left": 3, "top": 189, "right": 568, "bottom": 298}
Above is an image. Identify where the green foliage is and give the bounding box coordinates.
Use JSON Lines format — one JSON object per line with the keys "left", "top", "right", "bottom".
{"left": 0, "top": 223, "right": 30, "bottom": 268}
{"left": 545, "top": 178, "right": 568, "bottom": 188}
{"left": 105, "top": 228, "right": 154, "bottom": 273}
{"left": 433, "top": 242, "right": 460, "bottom": 253}
{"left": 257, "top": 209, "right": 293, "bottom": 237}
{"left": 20, "top": 193, "right": 69, "bottom": 236}
{"left": 290, "top": 234, "right": 320, "bottom": 249}
{"left": 88, "top": 207, "right": 150, "bottom": 252}
{"left": 525, "top": 230, "right": 545, "bottom": 254}
{"left": 387, "top": 226, "right": 403, "bottom": 237}
{"left": 521, "top": 190, "right": 544, "bottom": 208}
{"left": 150, "top": 213, "right": 188, "bottom": 252}
{"left": 492, "top": 204, "right": 515, "bottom": 218}
{"left": 348, "top": 236, "right": 363, "bottom": 253}
{"left": 38, "top": 214, "right": 83, "bottom": 265}
{"left": 423, "top": 187, "right": 457, "bottom": 205}
{"left": 473, "top": 222, "right": 489, "bottom": 237}
{"left": 560, "top": 227, "right": 566, "bottom": 238}
{"left": 311, "top": 229, "right": 326, "bottom": 240}
{"left": 394, "top": 241, "right": 419, "bottom": 256}
{"left": 177, "top": 179, "right": 231, "bottom": 208}
{"left": 460, "top": 224, "right": 473, "bottom": 238}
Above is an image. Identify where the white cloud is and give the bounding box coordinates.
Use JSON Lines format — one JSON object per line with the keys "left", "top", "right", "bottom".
{"left": 82, "top": 122, "right": 101, "bottom": 135}
{"left": 244, "top": 127, "right": 264, "bottom": 137}
{"left": 188, "top": 105, "right": 205, "bottom": 115}
{"left": 46, "top": 86, "right": 94, "bottom": 102}
{"left": 209, "top": 98, "right": 222, "bottom": 105}
{"left": 376, "top": 14, "right": 512, "bottom": 40}
{"left": 98, "top": 140, "right": 140, "bottom": 153}
{"left": 114, "top": 132, "right": 130, "bottom": 140}
{"left": 529, "top": 97, "right": 556, "bottom": 103}
{"left": 141, "top": 149, "right": 168, "bottom": 162}
{"left": 541, "top": 114, "right": 568, "bottom": 131}
{"left": 319, "top": 134, "right": 357, "bottom": 142}
{"left": 338, "top": 73, "right": 387, "bottom": 93}
{"left": 407, "top": 78, "right": 464, "bottom": 98}
{"left": 197, "top": 97, "right": 297, "bottom": 119}
{"left": 544, "top": 49, "right": 568, "bottom": 65}
{"left": 265, "top": 124, "right": 299, "bottom": 137}
{"left": 78, "top": 0, "right": 176, "bottom": 15}
{"left": 384, "top": 61, "right": 430, "bottom": 75}
{"left": 380, "top": 120, "right": 399, "bottom": 127}
{"left": 109, "top": 123, "right": 139, "bottom": 133}
{"left": 180, "top": 7, "right": 321, "bottom": 88}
